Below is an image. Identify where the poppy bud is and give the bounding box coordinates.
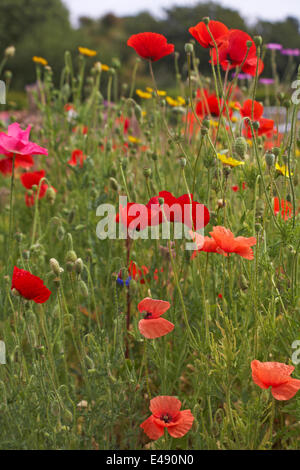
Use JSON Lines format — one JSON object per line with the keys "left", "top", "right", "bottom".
{"left": 109, "top": 177, "right": 119, "bottom": 191}
{"left": 184, "top": 43, "right": 194, "bottom": 54}
{"left": 286, "top": 194, "right": 292, "bottom": 203}
{"left": 272, "top": 147, "right": 280, "bottom": 157}
{"left": 265, "top": 151, "right": 275, "bottom": 168}
{"left": 283, "top": 99, "right": 292, "bottom": 109}
{"left": 252, "top": 121, "right": 260, "bottom": 130}
{"left": 151, "top": 153, "right": 158, "bottom": 161}
{"left": 202, "top": 16, "right": 210, "bottom": 25}
{"left": 75, "top": 258, "right": 84, "bottom": 275}
{"left": 50, "top": 258, "right": 61, "bottom": 276}
{"left": 254, "top": 36, "right": 262, "bottom": 47}
{"left": 201, "top": 127, "right": 208, "bottom": 136}
{"left": 46, "top": 187, "right": 56, "bottom": 205}
{"left": 179, "top": 157, "right": 187, "bottom": 168}
{"left": 143, "top": 167, "right": 152, "bottom": 178}
{"left": 234, "top": 137, "right": 247, "bottom": 159}
{"left": 202, "top": 117, "right": 210, "bottom": 129}
{"left": 65, "top": 250, "right": 77, "bottom": 263}
{"left": 5, "top": 46, "right": 15, "bottom": 58}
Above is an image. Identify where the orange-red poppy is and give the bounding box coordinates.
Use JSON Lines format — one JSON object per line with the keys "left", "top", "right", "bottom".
{"left": 138, "top": 297, "right": 174, "bottom": 339}
{"left": 189, "top": 20, "right": 228, "bottom": 48}
{"left": 251, "top": 360, "right": 300, "bottom": 400}
{"left": 210, "top": 226, "right": 257, "bottom": 260}
{"left": 127, "top": 32, "right": 174, "bottom": 62}
{"left": 140, "top": 396, "right": 194, "bottom": 440}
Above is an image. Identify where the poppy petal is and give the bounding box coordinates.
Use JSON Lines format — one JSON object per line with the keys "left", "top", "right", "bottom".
{"left": 140, "top": 415, "right": 164, "bottom": 440}
{"left": 138, "top": 318, "right": 174, "bottom": 339}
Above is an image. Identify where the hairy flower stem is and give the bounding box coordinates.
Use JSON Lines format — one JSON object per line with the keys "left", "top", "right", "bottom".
{"left": 7, "top": 154, "right": 16, "bottom": 273}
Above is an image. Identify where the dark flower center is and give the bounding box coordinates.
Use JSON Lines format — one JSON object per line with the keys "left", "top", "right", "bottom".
{"left": 143, "top": 311, "right": 152, "bottom": 319}
{"left": 160, "top": 413, "right": 172, "bottom": 423}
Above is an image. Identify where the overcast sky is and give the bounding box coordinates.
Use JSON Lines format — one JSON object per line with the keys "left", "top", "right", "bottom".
{"left": 63, "top": 0, "right": 300, "bottom": 25}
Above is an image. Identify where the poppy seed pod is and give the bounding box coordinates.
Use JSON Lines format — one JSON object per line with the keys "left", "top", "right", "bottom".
{"left": 265, "top": 151, "right": 275, "bottom": 168}
{"left": 50, "top": 258, "right": 61, "bottom": 276}
{"left": 234, "top": 137, "right": 247, "bottom": 159}
{"left": 202, "top": 17, "right": 210, "bottom": 25}
{"left": 184, "top": 43, "right": 194, "bottom": 54}
{"left": 75, "top": 258, "right": 84, "bottom": 275}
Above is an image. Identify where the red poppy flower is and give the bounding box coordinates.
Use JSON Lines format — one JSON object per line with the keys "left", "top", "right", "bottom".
{"left": 240, "top": 99, "right": 274, "bottom": 136}
{"left": 20, "top": 170, "right": 53, "bottom": 207}
{"left": 140, "top": 396, "right": 194, "bottom": 440}
{"left": 189, "top": 20, "right": 229, "bottom": 48}
{"left": 210, "top": 226, "right": 257, "bottom": 260}
{"left": 0, "top": 153, "right": 34, "bottom": 176}
{"left": 116, "top": 202, "right": 151, "bottom": 232}
{"left": 158, "top": 191, "right": 210, "bottom": 230}
{"left": 138, "top": 297, "right": 174, "bottom": 339}
{"left": 127, "top": 33, "right": 174, "bottom": 61}
{"left": 128, "top": 261, "right": 149, "bottom": 284}
{"left": 273, "top": 197, "right": 292, "bottom": 221}
{"left": 68, "top": 149, "right": 87, "bottom": 168}
{"left": 196, "top": 89, "right": 231, "bottom": 118}
{"left": 11, "top": 266, "right": 51, "bottom": 303}
{"left": 191, "top": 236, "right": 218, "bottom": 259}
{"left": 231, "top": 185, "right": 239, "bottom": 192}
{"left": 251, "top": 360, "right": 300, "bottom": 400}
{"left": 211, "top": 29, "right": 263, "bottom": 77}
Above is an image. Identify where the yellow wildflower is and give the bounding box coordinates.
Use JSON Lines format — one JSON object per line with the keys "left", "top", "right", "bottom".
{"left": 128, "top": 136, "right": 141, "bottom": 144}
{"left": 101, "top": 64, "right": 109, "bottom": 71}
{"left": 177, "top": 96, "right": 186, "bottom": 105}
{"left": 217, "top": 153, "right": 245, "bottom": 167}
{"left": 166, "top": 96, "right": 179, "bottom": 106}
{"left": 210, "top": 120, "right": 219, "bottom": 128}
{"left": 78, "top": 47, "right": 97, "bottom": 57}
{"left": 142, "top": 111, "right": 147, "bottom": 118}
{"left": 246, "top": 139, "right": 253, "bottom": 147}
{"left": 275, "top": 163, "right": 293, "bottom": 178}
{"left": 32, "top": 56, "right": 48, "bottom": 66}
{"left": 296, "top": 149, "right": 300, "bottom": 157}
{"left": 136, "top": 89, "right": 152, "bottom": 99}
{"left": 157, "top": 90, "right": 167, "bottom": 96}
{"left": 146, "top": 87, "right": 153, "bottom": 93}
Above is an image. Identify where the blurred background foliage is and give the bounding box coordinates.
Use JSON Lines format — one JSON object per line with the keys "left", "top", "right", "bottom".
{"left": 0, "top": 0, "right": 300, "bottom": 106}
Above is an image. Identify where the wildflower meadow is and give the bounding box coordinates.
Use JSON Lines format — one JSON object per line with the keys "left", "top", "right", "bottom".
{"left": 0, "top": 9, "right": 300, "bottom": 452}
